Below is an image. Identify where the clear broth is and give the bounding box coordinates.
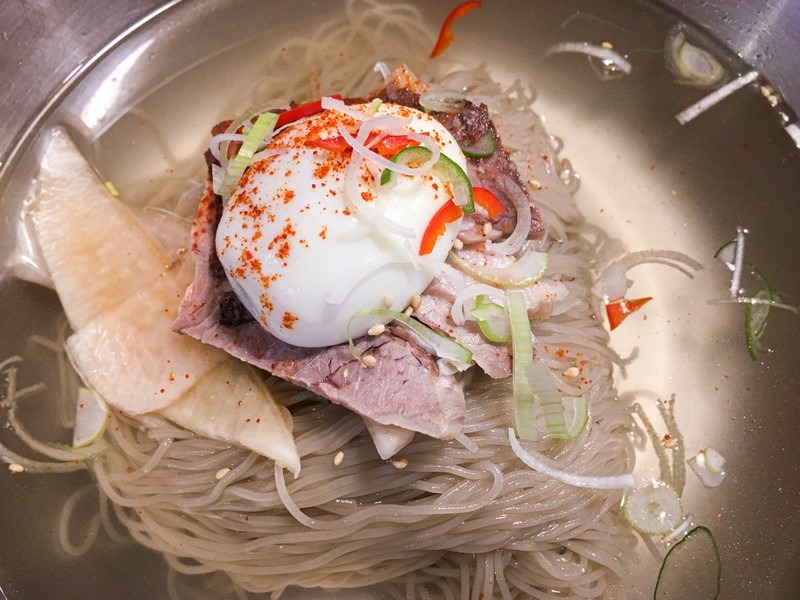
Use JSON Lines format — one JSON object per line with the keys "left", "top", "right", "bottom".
{"left": 1, "top": 0, "right": 799, "bottom": 598}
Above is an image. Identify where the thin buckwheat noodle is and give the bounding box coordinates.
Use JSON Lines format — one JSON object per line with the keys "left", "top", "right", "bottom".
{"left": 0, "top": 1, "right": 638, "bottom": 598}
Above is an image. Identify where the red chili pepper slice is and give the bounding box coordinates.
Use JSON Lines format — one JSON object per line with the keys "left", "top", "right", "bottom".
{"left": 419, "top": 200, "right": 463, "bottom": 255}
{"left": 606, "top": 297, "right": 652, "bottom": 330}
{"left": 310, "top": 132, "right": 419, "bottom": 157}
{"left": 430, "top": 1, "right": 482, "bottom": 59}
{"left": 473, "top": 187, "right": 505, "bottom": 220}
{"left": 275, "top": 94, "right": 343, "bottom": 128}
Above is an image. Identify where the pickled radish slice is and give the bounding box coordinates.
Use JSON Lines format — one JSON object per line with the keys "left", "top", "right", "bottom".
{"left": 32, "top": 129, "right": 170, "bottom": 329}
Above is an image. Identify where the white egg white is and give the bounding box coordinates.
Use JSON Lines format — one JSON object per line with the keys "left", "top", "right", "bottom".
{"left": 216, "top": 102, "right": 467, "bottom": 347}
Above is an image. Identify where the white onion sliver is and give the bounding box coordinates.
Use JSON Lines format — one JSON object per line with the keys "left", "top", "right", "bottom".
{"left": 508, "top": 428, "right": 635, "bottom": 489}
{"left": 209, "top": 133, "right": 248, "bottom": 161}
{"left": 373, "top": 61, "right": 391, "bottom": 81}
{"left": 546, "top": 42, "right": 633, "bottom": 75}
{"left": 342, "top": 153, "right": 414, "bottom": 238}
{"left": 489, "top": 175, "right": 532, "bottom": 255}
{"left": 338, "top": 125, "right": 438, "bottom": 176}
{"left": 730, "top": 226, "right": 746, "bottom": 298}
{"left": 675, "top": 70, "right": 759, "bottom": 125}
{"left": 321, "top": 96, "right": 371, "bottom": 120}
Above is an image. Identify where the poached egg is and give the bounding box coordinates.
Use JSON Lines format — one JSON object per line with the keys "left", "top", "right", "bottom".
{"left": 216, "top": 101, "right": 467, "bottom": 347}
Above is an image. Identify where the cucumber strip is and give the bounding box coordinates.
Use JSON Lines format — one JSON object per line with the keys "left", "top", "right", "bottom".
{"left": 461, "top": 131, "right": 496, "bottom": 158}
{"left": 380, "top": 146, "right": 475, "bottom": 213}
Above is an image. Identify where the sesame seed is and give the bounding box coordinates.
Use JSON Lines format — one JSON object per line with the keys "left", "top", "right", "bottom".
{"left": 215, "top": 467, "right": 231, "bottom": 480}
{"left": 601, "top": 41, "right": 613, "bottom": 49}
{"left": 452, "top": 238, "right": 464, "bottom": 250}
{"left": 528, "top": 178, "right": 542, "bottom": 190}
{"left": 382, "top": 294, "right": 394, "bottom": 309}
{"left": 403, "top": 306, "right": 413, "bottom": 317}
{"left": 8, "top": 463, "right": 25, "bottom": 474}
{"left": 368, "top": 324, "right": 386, "bottom": 336}
{"left": 562, "top": 366, "right": 580, "bottom": 378}
{"left": 410, "top": 295, "right": 422, "bottom": 309}
{"left": 333, "top": 451, "right": 345, "bottom": 466}
{"left": 361, "top": 355, "right": 377, "bottom": 368}
{"left": 343, "top": 368, "right": 349, "bottom": 379}
{"left": 391, "top": 457, "right": 408, "bottom": 469}
{"left": 482, "top": 222, "right": 493, "bottom": 236}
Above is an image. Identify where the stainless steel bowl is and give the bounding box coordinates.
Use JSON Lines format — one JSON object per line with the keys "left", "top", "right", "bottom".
{"left": 1, "top": 1, "right": 799, "bottom": 598}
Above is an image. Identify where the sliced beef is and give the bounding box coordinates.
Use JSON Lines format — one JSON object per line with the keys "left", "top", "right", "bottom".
{"left": 172, "top": 181, "right": 465, "bottom": 439}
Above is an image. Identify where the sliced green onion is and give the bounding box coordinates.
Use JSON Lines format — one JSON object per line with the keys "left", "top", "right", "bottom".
{"left": 713, "top": 239, "right": 735, "bottom": 267}
{"left": 506, "top": 290, "right": 586, "bottom": 440}
{"left": 380, "top": 146, "right": 475, "bottom": 213}
{"left": 524, "top": 361, "right": 568, "bottom": 437}
{"left": 654, "top": 526, "right": 721, "bottom": 600}
{"left": 667, "top": 26, "right": 726, "bottom": 89}
{"left": 560, "top": 396, "right": 589, "bottom": 440}
{"left": 449, "top": 248, "right": 549, "bottom": 288}
{"left": 507, "top": 290, "right": 538, "bottom": 439}
{"left": 216, "top": 112, "right": 278, "bottom": 199}
{"left": 469, "top": 295, "right": 511, "bottom": 342}
{"left": 366, "top": 98, "right": 383, "bottom": 115}
{"left": 745, "top": 286, "right": 773, "bottom": 360}
{"left": 461, "top": 131, "right": 496, "bottom": 158}
{"left": 624, "top": 481, "right": 684, "bottom": 535}
{"left": 347, "top": 308, "right": 472, "bottom": 366}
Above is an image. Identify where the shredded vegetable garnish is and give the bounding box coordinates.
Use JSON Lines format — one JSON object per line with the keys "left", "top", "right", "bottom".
{"left": 605, "top": 297, "right": 652, "bottom": 330}
{"left": 469, "top": 295, "right": 511, "bottom": 342}
{"left": 666, "top": 26, "right": 726, "bottom": 89}
{"left": 631, "top": 396, "right": 686, "bottom": 496}
{"left": 429, "top": 0, "right": 482, "bottom": 59}
{"left": 508, "top": 428, "right": 635, "bottom": 489}
{"left": 449, "top": 247, "right": 548, "bottom": 288}
{"left": 711, "top": 227, "right": 798, "bottom": 359}
{"left": 419, "top": 200, "right": 462, "bottom": 255}
{"left": 489, "top": 174, "right": 532, "bottom": 255}
{"left": 506, "top": 291, "right": 585, "bottom": 440}
{"left": 472, "top": 187, "right": 504, "bottom": 219}
{"left": 215, "top": 112, "right": 278, "bottom": 199}
{"left": 380, "top": 146, "right": 474, "bottom": 213}
{"left": 419, "top": 90, "right": 467, "bottom": 114}
{"left": 688, "top": 447, "right": 726, "bottom": 488}
{"left": 675, "top": 70, "right": 759, "bottom": 125}
{"left": 460, "top": 131, "right": 496, "bottom": 158}
{"left": 546, "top": 42, "right": 632, "bottom": 78}
{"left": 654, "top": 526, "right": 721, "bottom": 600}
{"left": 624, "top": 482, "right": 684, "bottom": 535}
{"left": 347, "top": 309, "right": 472, "bottom": 367}
{"left": 592, "top": 249, "right": 701, "bottom": 331}
{"left": 507, "top": 290, "right": 539, "bottom": 439}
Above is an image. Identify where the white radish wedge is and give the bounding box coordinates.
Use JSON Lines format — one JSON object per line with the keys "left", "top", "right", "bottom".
{"left": 161, "top": 360, "right": 300, "bottom": 477}
{"left": 66, "top": 256, "right": 225, "bottom": 414}
{"left": 72, "top": 387, "right": 111, "bottom": 448}
{"left": 32, "top": 129, "right": 171, "bottom": 329}
{"left": 36, "top": 129, "right": 300, "bottom": 473}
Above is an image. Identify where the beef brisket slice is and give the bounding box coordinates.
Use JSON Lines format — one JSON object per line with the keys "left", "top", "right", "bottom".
{"left": 172, "top": 182, "right": 465, "bottom": 439}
